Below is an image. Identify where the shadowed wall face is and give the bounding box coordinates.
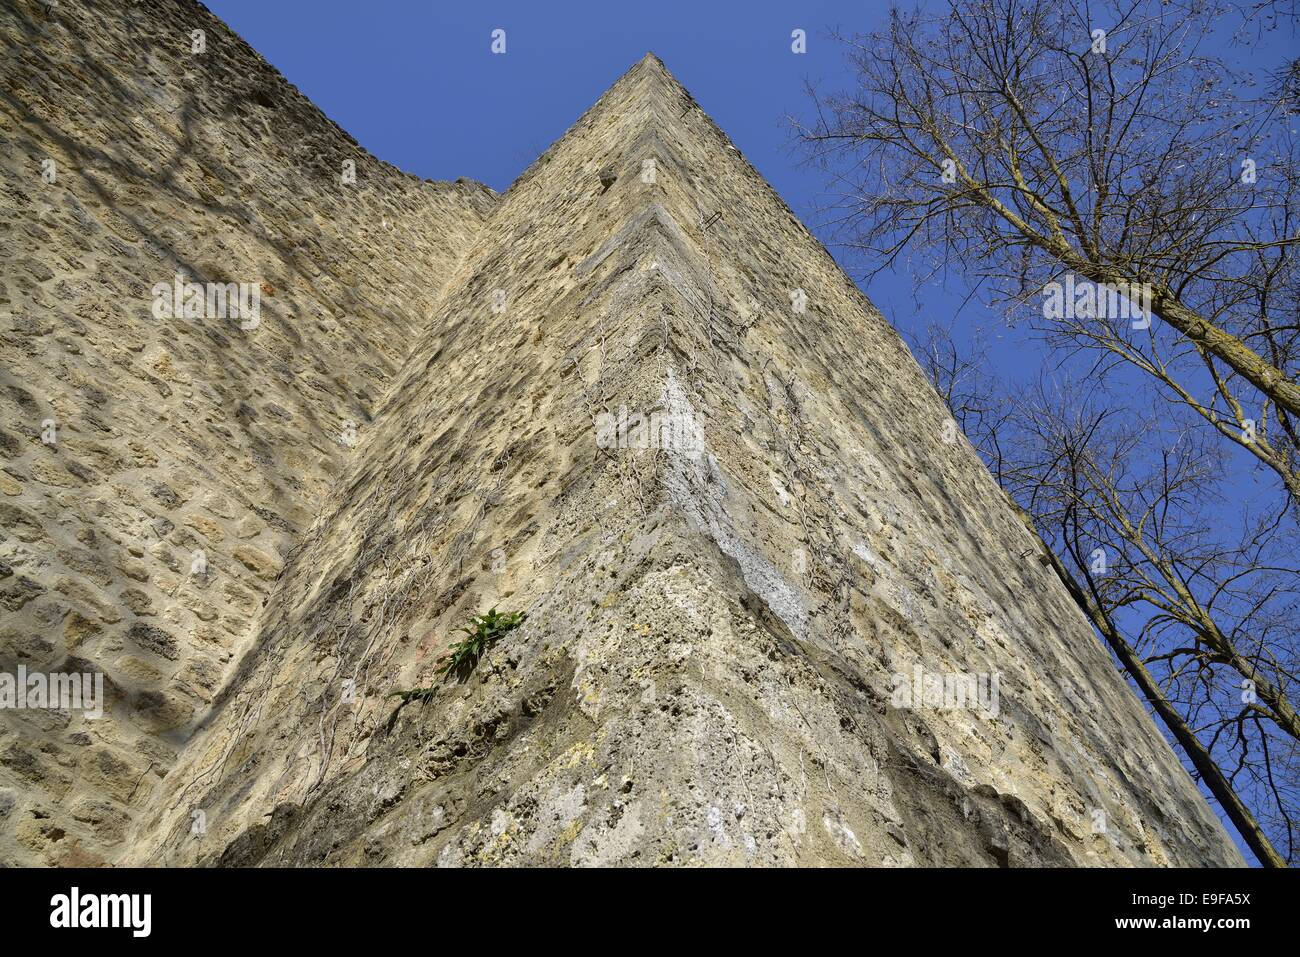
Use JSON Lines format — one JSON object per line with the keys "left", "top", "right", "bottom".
{"left": 0, "top": 0, "right": 493, "bottom": 866}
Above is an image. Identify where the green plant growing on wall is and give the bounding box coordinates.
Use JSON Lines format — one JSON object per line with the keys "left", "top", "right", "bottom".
{"left": 389, "top": 608, "right": 527, "bottom": 703}
{"left": 438, "top": 607, "right": 527, "bottom": 682}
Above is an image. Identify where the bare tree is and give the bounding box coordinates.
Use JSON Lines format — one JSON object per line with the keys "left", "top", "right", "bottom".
{"left": 795, "top": 0, "right": 1300, "bottom": 500}
{"left": 799, "top": 0, "right": 1300, "bottom": 863}
{"left": 910, "top": 318, "right": 1296, "bottom": 864}
{"left": 1010, "top": 383, "right": 1298, "bottom": 864}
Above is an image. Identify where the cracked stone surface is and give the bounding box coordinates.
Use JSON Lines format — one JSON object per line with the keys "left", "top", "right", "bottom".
{"left": 2, "top": 0, "right": 1240, "bottom": 867}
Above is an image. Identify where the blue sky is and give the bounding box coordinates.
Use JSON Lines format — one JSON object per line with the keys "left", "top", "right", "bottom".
{"left": 203, "top": 0, "right": 970, "bottom": 347}
{"left": 202, "top": 0, "right": 1293, "bottom": 382}
{"left": 205, "top": 0, "right": 851, "bottom": 192}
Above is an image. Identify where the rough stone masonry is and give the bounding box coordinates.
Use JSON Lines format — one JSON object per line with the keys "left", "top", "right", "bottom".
{"left": 1, "top": 0, "right": 1242, "bottom": 866}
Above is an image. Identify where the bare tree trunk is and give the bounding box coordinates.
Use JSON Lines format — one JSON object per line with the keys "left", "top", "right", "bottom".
{"left": 1138, "top": 278, "right": 1300, "bottom": 420}
{"left": 1019, "top": 508, "right": 1288, "bottom": 867}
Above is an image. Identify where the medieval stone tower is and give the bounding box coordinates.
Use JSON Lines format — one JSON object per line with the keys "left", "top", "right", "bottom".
{"left": 1, "top": 0, "right": 1241, "bottom": 866}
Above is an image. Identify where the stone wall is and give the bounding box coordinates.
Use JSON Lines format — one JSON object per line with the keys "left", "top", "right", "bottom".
{"left": 119, "top": 53, "right": 1241, "bottom": 866}
{"left": 0, "top": 0, "right": 494, "bottom": 865}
